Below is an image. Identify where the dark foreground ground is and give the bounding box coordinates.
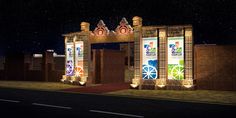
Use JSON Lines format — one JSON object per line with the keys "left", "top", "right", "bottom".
{"left": 0, "top": 87, "right": 235, "bottom": 118}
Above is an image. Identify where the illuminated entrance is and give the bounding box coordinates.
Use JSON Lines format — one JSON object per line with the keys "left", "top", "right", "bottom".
{"left": 61, "top": 16, "right": 194, "bottom": 90}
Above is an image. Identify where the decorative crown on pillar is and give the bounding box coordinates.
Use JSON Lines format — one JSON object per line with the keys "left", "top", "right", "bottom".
{"left": 132, "top": 16, "right": 142, "bottom": 27}
{"left": 80, "top": 22, "right": 90, "bottom": 31}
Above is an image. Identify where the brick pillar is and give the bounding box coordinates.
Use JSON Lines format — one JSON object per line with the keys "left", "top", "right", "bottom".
{"left": 42, "top": 50, "right": 54, "bottom": 82}
{"left": 132, "top": 16, "right": 143, "bottom": 89}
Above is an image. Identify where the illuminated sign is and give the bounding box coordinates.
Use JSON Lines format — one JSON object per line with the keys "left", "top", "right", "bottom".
{"left": 75, "top": 41, "right": 84, "bottom": 77}
{"left": 142, "top": 37, "right": 158, "bottom": 79}
{"left": 66, "top": 43, "right": 74, "bottom": 76}
{"left": 168, "top": 37, "right": 184, "bottom": 80}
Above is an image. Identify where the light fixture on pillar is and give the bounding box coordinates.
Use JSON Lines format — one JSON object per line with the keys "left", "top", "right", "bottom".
{"left": 182, "top": 79, "right": 193, "bottom": 88}
{"left": 79, "top": 76, "right": 86, "bottom": 86}
{"left": 156, "top": 79, "right": 166, "bottom": 88}
{"left": 69, "top": 76, "right": 76, "bottom": 83}
{"left": 130, "top": 78, "right": 139, "bottom": 88}
{"left": 79, "top": 81, "right": 86, "bottom": 86}
{"left": 61, "top": 75, "right": 67, "bottom": 83}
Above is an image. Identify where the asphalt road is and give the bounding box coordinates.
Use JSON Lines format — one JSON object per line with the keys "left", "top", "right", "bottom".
{"left": 0, "top": 87, "right": 235, "bottom": 118}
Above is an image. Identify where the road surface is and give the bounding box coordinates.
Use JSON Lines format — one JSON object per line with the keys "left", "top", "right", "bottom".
{"left": 0, "top": 87, "right": 235, "bottom": 118}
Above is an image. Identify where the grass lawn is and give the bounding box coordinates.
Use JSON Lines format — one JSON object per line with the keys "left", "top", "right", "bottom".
{"left": 105, "top": 89, "right": 236, "bottom": 105}
{"left": 0, "top": 80, "right": 80, "bottom": 91}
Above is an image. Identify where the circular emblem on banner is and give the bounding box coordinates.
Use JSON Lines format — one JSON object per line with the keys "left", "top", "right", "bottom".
{"left": 171, "top": 65, "right": 184, "bottom": 80}
{"left": 75, "top": 66, "right": 83, "bottom": 77}
{"left": 142, "top": 65, "right": 157, "bottom": 79}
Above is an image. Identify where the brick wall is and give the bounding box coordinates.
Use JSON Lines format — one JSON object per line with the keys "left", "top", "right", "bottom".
{"left": 194, "top": 45, "right": 236, "bottom": 90}
{"left": 0, "top": 51, "right": 65, "bottom": 82}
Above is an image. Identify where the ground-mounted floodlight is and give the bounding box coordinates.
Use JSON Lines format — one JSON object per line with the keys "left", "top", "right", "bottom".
{"left": 182, "top": 79, "right": 194, "bottom": 89}
{"left": 61, "top": 75, "right": 67, "bottom": 83}
{"left": 130, "top": 78, "right": 139, "bottom": 89}
{"left": 78, "top": 76, "right": 87, "bottom": 86}
{"left": 79, "top": 81, "right": 86, "bottom": 86}
{"left": 69, "top": 76, "right": 76, "bottom": 83}
{"left": 156, "top": 79, "right": 166, "bottom": 88}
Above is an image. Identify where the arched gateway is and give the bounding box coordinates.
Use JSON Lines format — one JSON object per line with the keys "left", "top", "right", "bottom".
{"left": 61, "top": 16, "right": 194, "bottom": 90}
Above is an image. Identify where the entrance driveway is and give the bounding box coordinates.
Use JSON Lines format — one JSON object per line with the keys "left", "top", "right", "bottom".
{"left": 61, "top": 83, "right": 130, "bottom": 93}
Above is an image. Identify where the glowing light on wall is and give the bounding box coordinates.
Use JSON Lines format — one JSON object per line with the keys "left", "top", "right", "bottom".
{"left": 33, "top": 54, "right": 43, "bottom": 58}
{"left": 142, "top": 37, "right": 158, "bottom": 79}
{"left": 66, "top": 43, "right": 74, "bottom": 76}
{"left": 167, "top": 37, "right": 184, "bottom": 80}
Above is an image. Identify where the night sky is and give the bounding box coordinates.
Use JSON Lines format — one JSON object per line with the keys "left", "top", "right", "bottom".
{"left": 0, "top": 0, "right": 235, "bottom": 55}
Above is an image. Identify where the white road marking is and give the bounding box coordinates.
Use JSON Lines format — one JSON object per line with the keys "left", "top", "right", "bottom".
{"left": 89, "top": 109, "right": 144, "bottom": 118}
{"left": 0, "top": 99, "right": 20, "bottom": 103}
{"left": 32, "top": 103, "right": 72, "bottom": 109}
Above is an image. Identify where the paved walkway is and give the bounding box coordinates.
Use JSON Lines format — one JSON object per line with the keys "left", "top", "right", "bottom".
{"left": 61, "top": 83, "right": 130, "bottom": 94}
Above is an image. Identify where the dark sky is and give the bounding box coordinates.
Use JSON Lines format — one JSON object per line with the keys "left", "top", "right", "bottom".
{"left": 0, "top": 0, "right": 235, "bottom": 55}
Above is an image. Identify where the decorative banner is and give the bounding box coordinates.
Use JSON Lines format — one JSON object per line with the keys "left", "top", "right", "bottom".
{"left": 142, "top": 37, "right": 158, "bottom": 80}
{"left": 66, "top": 43, "right": 74, "bottom": 76}
{"left": 75, "top": 41, "right": 84, "bottom": 77}
{"left": 167, "top": 37, "right": 184, "bottom": 80}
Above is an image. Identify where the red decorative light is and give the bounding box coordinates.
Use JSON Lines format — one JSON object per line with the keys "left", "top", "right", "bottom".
{"left": 121, "top": 28, "right": 126, "bottom": 34}
{"left": 98, "top": 30, "right": 103, "bottom": 35}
